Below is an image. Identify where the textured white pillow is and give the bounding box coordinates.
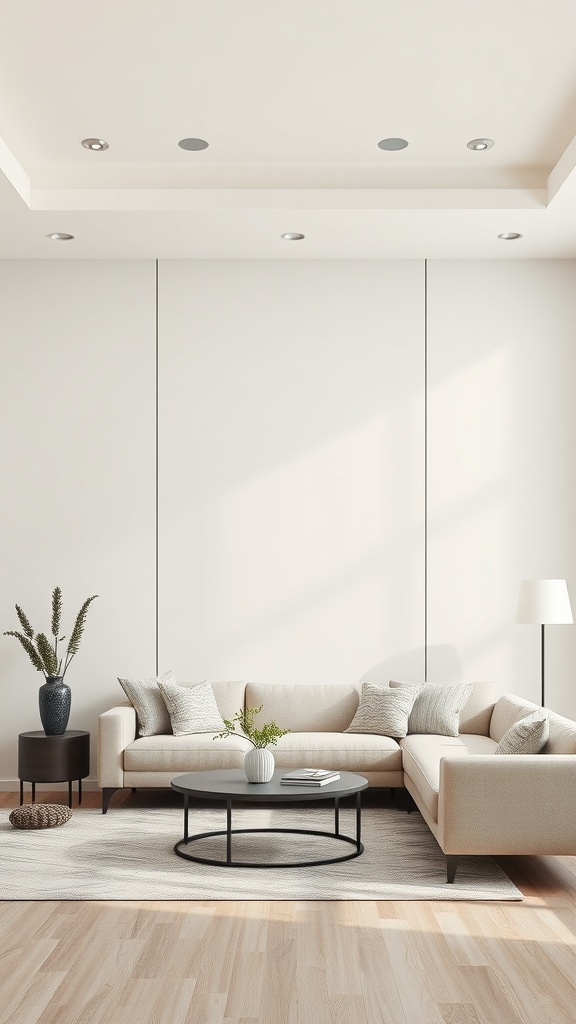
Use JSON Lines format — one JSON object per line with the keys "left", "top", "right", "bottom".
{"left": 495, "top": 708, "right": 549, "bottom": 754}
{"left": 157, "top": 679, "right": 225, "bottom": 736}
{"left": 344, "top": 683, "right": 420, "bottom": 738}
{"left": 390, "top": 680, "right": 474, "bottom": 737}
{"left": 118, "top": 669, "right": 175, "bottom": 737}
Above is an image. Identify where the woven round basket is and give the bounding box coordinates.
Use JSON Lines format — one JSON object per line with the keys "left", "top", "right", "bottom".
{"left": 9, "top": 803, "right": 72, "bottom": 830}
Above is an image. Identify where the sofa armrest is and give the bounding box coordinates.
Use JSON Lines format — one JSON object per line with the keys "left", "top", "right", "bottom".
{"left": 97, "top": 704, "right": 137, "bottom": 788}
{"left": 438, "top": 754, "right": 576, "bottom": 855}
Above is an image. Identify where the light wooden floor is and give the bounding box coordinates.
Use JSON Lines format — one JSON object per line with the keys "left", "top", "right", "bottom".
{"left": 2, "top": 791, "right": 576, "bottom": 1024}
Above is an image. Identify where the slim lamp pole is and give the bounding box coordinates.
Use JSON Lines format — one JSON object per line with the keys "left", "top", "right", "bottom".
{"left": 537, "top": 618, "right": 541, "bottom": 708}
{"left": 516, "top": 580, "right": 573, "bottom": 710}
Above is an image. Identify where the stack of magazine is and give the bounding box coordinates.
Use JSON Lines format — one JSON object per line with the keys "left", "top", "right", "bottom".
{"left": 281, "top": 768, "right": 340, "bottom": 786}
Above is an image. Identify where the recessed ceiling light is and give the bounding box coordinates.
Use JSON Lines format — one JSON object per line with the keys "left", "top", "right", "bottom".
{"left": 178, "top": 138, "right": 209, "bottom": 151}
{"left": 467, "top": 138, "right": 494, "bottom": 151}
{"left": 498, "top": 232, "right": 522, "bottom": 240}
{"left": 281, "top": 232, "right": 305, "bottom": 240}
{"left": 378, "top": 138, "right": 409, "bottom": 151}
{"left": 81, "top": 138, "right": 109, "bottom": 151}
{"left": 47, "top": 232, "right": 74, "bottom": 241}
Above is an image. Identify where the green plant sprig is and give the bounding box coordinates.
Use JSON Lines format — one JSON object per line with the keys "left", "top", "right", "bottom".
{"left": 215, "top": 705, "right": 290, "bottom": 749}
{"left": 15, "top": 605, "right": 34, "bottom": 639}
{"left": 3, "top": 589, "right": 98, "bottom": 681}
{"left": 3, "top": 631, "right": 45, "bottom": 673}
{"left": 61, "top": 594, "right": 98, "bottom": 676}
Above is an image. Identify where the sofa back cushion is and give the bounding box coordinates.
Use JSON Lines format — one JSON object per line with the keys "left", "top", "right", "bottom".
{"left": 245, "top": 683, "right": 360, "bottom": 733}
{"left": 544, "top": 711, "right": 576, "bottom": 753}
{"left": 199, "top": 681, "right": 247, "bottom": 723}
{"left": 390, "top": 680, "right": 497, "bottom": 735}
{"left": 458, "top": 681, "right": 498, "bottom": 735}
{"left": 489, "top": 694, "right": 539, "bottom": 742}
{"left": 489, "top": 694, "right": 576, "bottom": 752}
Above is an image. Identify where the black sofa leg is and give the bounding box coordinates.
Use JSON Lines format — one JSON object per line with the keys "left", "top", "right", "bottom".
{"left": 446, "top": 856, "right": 459, "bottom": 883}
{"left": 406, "top": 792, "right": 417, "bottom": 814}
{"left": 102, "top": 787, "right": 120, "bottom": 814}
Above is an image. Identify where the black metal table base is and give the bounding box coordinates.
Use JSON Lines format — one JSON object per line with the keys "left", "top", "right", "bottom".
{"left": 174, "top": 793, "right": 364, "bottom": 868}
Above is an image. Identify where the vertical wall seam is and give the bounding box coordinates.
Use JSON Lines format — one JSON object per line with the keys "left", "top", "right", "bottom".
{"left": 155, "top": 259, "right": 159, "bottom": 676}
{"left": 424, "top": 258, "right": 428, "bottom": 682}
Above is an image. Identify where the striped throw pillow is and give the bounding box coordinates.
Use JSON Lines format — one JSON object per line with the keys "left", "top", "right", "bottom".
{"left": 495, "top": 708, "right": 549, "bottom": 754}
{"left": 118, "top": 670, "right": 175, "bottom": 737}
{"left": 344, "top": 682, "right": 420, "bottom": 738}
{"left": 157, "top": 679, "right": 225, "bottom": 736}
{"left": 390, "top": 680, "right": 474, "bottom": 737}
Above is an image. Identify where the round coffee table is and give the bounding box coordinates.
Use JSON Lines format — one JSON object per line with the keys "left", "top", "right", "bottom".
{"left": 171, "top": 769, "right": 369, "bottom": 868}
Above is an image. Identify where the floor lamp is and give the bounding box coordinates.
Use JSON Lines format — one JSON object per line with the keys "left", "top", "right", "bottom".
{"left": 516, "top": 579, "right": 573, "bottom": 707}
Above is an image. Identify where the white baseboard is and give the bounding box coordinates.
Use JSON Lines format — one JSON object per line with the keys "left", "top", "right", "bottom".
{"left": 0, "top": 779, "right": 100, "bottom": 792}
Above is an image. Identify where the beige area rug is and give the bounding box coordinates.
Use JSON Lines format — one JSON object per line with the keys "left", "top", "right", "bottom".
{"left": 1, "top": 804, "right": 522, "bottom": 901}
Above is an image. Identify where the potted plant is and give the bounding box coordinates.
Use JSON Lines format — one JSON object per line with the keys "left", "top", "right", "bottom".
{"left": 4, "top": 587, "right": 98, "bottom": 735}
{"left": 216, "top": 705, "right": 290, "bottom": 782}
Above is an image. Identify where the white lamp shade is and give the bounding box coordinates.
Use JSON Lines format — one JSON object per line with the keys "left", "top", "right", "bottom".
{"left": 516, "top": 579, "right": 573, "bottom": 624}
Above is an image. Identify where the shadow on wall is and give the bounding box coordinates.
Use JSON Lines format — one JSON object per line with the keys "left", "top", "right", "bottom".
{"left": 359, "top": 645, "right": 463, "bottom": 685}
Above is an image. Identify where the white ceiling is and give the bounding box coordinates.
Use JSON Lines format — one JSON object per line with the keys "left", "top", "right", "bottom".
{"left": 2, "top": 0, "right": 576, "bottom": 258}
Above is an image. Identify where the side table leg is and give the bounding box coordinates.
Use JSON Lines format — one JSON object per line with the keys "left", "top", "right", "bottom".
{"left": 226, "top": 800, "right": 232, "bottom": 865}
{"left": 31, "top": 782, "right": 36, "bottom": 803}
{"left": 78, "top": 779, "right": 82, "bottom": 805}
{"left": 19, "top": 780, "right": 23, "bottom": 806}
{"left": 334, "top": 797, "right": 340, "bottom": 836}
{"left": 68, "top": 781, "right": 73, "bottom": 808}
{"left": 184, "top": 795, "right": 189, "bottom": 844}
{"left": 356, "top": 792, "right": 362, "bottom": 850}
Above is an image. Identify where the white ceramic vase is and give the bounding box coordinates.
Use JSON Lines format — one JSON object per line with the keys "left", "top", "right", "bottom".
{"left": 244, "top": 746, "right": 274, "bottom": 783}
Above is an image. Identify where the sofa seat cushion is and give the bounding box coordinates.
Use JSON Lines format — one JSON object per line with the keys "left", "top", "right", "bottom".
{"left": 400, "top": 734, "right": 498, "bottom": 822}
{"left": 272, "top": 732, "right": 402, "bottom": 773}
{"left": 124, "top": 733, "right": 251, "bottom": 773}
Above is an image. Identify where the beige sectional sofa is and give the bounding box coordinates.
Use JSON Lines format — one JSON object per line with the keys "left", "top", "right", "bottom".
{"left": 98, "top": 680, "right": 576, "bottom": 881}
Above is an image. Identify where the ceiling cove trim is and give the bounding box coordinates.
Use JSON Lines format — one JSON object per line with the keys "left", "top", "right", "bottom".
{"left": 548, "top": 131, "right": 576, "bottom": 203}
{"left": 5, "top": 115, "right": 576, "bottom": 214}
{"left": 28, "top": 187, "right": 548, "bottom": 213}
{"left": 0, "top": 134, "right": 30, "bottom": 206}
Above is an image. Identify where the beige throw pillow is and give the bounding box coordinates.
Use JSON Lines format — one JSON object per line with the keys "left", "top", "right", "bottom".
{"left": 495, "top": 708, "right": 549, "bottom": 754}
{"left": 390, "top": 680, "right": 474, "bottom": 737}
{"left": 344, "top": 683, "right": 419, "bottom": 738}
{"left": 118, "top": 669, "right": 175, "bottom": 737}
{"left": 157, "top": 679, "right": 225, "bottom": 737}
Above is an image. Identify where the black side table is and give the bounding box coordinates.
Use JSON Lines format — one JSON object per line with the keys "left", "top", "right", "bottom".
{"left": 18, "top": 730, "right": 90, "bottom": 808}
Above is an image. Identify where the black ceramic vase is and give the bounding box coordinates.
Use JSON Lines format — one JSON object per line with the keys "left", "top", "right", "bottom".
{"left": 39, "top": 676, "right": 71, "bottom": 735}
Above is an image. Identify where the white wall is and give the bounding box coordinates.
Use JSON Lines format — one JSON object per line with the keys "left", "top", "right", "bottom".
{"left": 0, "top": 261, "right": 156, "bottom": 784}
{"left": 1, "top": 257, "right": 576, "bottom": 787}
{"left": 427, "top": 260, "right": 576, "bottom": 716}
{"left": 158, "top": 260, "right": 425, "bottom": 686}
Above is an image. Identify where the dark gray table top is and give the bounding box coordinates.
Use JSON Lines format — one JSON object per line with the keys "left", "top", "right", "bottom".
{"left": 19, "top": 731, "right": 89, "bottom": 740}
{"left": 171, "top": 768, "right": 368, "bottom": 802}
